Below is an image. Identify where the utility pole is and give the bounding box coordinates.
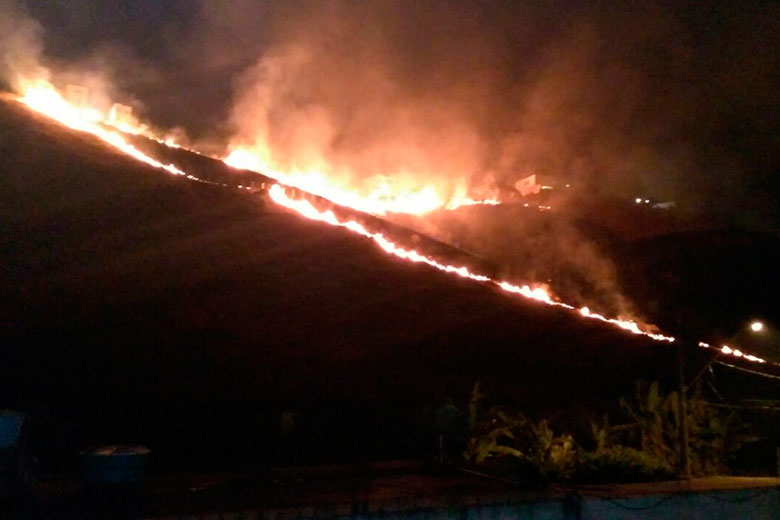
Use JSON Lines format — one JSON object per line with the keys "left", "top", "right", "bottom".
{"left": 677, "top": 342, "right": 692, "bottom": 479}
{"left": 675, "top": 320, "right": 769, "bottom": 480}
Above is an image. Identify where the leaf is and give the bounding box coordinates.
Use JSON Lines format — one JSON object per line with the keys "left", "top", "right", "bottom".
{"left": 490, "top": 445, "right": 524, "bottom": 458}
{"left": 648, "top": 381, "right": 660, "bottom": 412}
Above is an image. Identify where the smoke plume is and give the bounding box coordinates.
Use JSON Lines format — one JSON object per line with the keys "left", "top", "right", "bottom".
{"left": 0, "top": 0, "right": 47, "bottom": 91}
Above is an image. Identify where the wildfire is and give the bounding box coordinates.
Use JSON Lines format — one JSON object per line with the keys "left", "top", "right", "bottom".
{"left": 447, "top": 198, "right": 501, "bottom": 209}
{"left": 21, "top": 80, "right": 107, "bottom": 133}
{"left": 16, "top": 78, "right": 780, "bottom": 366}
{"left": 267, "top": 185, "right": 492, "bottom": 281}
{"left": 18, "top": 80, "right": 218, "bottom": 185}
{"left": 698, "top": 342, "right": 768, "bottom": 365}
{"left": 224, "top": 147, "right": 501, "bottom": 216}
{"left": 268, "top": 185, "right": 675, "bottom": 343}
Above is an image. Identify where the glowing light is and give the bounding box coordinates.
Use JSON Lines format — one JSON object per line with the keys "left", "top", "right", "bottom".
{"left": 223, "top": 148, "right": 262, "bottom": 172}
{"left": 267, "top": 185, "right": 492, "bottom": 282}
{"left": 698, "top": 342, "right": 767, "bottom": 365}
{"left": 695, "top": 322, "right": 775, "bottom": 366}
{"left": 497, "top": 281, "right": 555, "bottom": 304}
{"left": 445, "top": 197, "right": 501, "bottom": 209}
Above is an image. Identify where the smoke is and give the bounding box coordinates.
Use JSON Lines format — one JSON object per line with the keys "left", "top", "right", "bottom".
{"left": 217, "top": 1, "right": 670, "bottom": 315}
{"left": 0, "top": 0, "right": 48, "bottom": 91}
{"left": 213, "top": 1, "right": 778, "bottom": 317}
{"left": 220, "top": 2, "right": 680, "bottom": 203}
{"left": 221, "top": 1, "right": 778, "bottom": 210}
{"left": 0, "top": 0, "right": 189, "bottom": 142}
{"left": 225, "top": 1, "right": 505, "bottom": 203}
{"left": 9, "top": 1, "right": 778, "bottom": 205}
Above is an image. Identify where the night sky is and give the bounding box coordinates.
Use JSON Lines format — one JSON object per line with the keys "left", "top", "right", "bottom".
{"left": 4, "top": 0, "right": 776, "bottom": 229}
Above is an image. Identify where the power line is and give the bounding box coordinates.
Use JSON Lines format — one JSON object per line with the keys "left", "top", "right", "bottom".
{"left": 714, "top": 361, "right": 780, "bottom": 381}
{"left": 699, "top": 401, "right": 780, "bottom": 412}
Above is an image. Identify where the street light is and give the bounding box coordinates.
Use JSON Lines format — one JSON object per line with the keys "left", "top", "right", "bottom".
{"left": 678, "top": 319, "right": 767, "bottom": 479}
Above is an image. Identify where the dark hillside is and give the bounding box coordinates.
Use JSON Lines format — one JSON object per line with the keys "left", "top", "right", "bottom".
{"left": 0, "top": 98, "right": 682, "bottom": 470}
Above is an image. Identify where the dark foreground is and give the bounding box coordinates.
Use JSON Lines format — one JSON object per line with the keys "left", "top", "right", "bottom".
{"left": 3, "top": 460, "right": 779, "bottom": 519}
{"left": 0, "top": 97, "right": 685, "bottom": 471}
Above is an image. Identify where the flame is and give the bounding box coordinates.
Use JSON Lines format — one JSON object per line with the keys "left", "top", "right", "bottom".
{"left": 268, "top": 185, "right": 674, "bottom": 342}
{"left": 268, "top": 184, "right": 492, "bottom": 281}
{"left": 447, "top": 198, "right": 501, "bottom": 209}
{"left": 17, "top": 80, "right": 222, "bottom": 185}
{"left": 21, "top": 80, "right": 106, "bottom": 133}
{"left": 20, "top": 78, "right": 780, "bottom": 366}
{"left": 224, "top": 147, "right": 500, "bottom": 216}
{"left": 698, "top": 342, "right": 767, "bottom": 364}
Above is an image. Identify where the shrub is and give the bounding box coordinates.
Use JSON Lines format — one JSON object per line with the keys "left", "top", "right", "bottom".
{"left": 574, "top": 446, "right": 676, "bottom": 483}
{"left": 464, "top": 406, "right": 577, "bottom": 481}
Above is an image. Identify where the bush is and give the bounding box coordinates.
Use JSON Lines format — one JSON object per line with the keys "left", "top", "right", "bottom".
{"left": 464, "top": 405, "right": 577, "bottom": 482}
{"left": 460, "top": 379, "right": 752, "bottom": 483}
{"left": 574, "top": 446, "right": 676, "bottom": 483}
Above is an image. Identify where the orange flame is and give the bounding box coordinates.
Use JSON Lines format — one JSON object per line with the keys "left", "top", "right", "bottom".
{"left": 268, "top": 185, "right": 675, "bottom": 342}
{"left": 22, "top": 78, "right": 780, "bottom": 366}
{"left": 18, "top": 80, "right": 221, "bottom": 186}
{"left": 12, "top": 80, "right": 673, "bottom": 344}
{"left": 224, "top": 147, "right": 501, "bottom": 216}
{"left": 698, "top": 342, "right": 767, "bottom": 364}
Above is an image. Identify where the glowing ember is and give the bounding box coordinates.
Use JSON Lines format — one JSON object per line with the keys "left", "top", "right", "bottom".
{"left": 268, "top": 185, "right": 674, "bottom": 343}
{"left": 497, "top": 281, "right": 556, "bottom": 304}
{"left": 698, "top": 342, "right": 767, "bottom": 365}
{"left": 446, "top": 198, "right": 501, "bottom": 209}
{"left": 267, "top": 185, "right": 491, "bottom": 282}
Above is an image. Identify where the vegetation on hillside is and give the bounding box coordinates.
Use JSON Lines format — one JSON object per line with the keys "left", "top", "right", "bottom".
{"left": 447, "top": 380, "right": 758, "bottom": 483}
